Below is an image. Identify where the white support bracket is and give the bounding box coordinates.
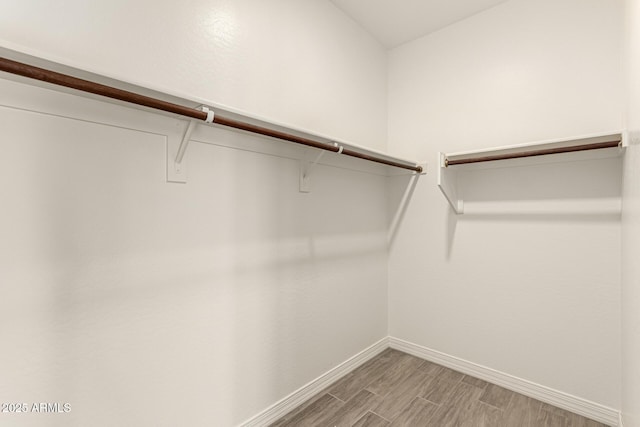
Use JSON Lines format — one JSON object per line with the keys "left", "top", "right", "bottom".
{"left": 299, "top": 147, "right": 331, "bottom": 193}
{"left": 437, "top": 152, "right": 464, "bottom": 214}
{"left": 175, "top": 120, "right": 198, "bottom": 167}
{"left": 167, "top": 106, "right": 214, "bottom": 183}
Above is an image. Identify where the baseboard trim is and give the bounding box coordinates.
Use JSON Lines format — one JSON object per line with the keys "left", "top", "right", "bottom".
{"left": 389, "top": 337, "right": 620, "bottom": 427}
{"left": 241, "top": 336, "right": 620, "bottom": 426}
{"left": 240, "top": 337, "right": 389, "bottom": 427}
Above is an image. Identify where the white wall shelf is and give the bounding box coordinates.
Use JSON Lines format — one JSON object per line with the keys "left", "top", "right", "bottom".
{"left": 0, "top": 46, "right": 425, "bottom": 189}
{"left": 438, "top": 131, "right": 627, "bottom": 214}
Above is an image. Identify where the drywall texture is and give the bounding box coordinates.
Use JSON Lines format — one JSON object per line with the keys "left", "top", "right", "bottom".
{"left": 622, "top": 0, "right": 640, "bottom": 425}
{"left": 0, "top": 0, "right": 388, "bottom": 152}
{"left": 0, "top": 77, "right": 389, "bottom": 426}
{"left": 387, "top": 0, "right": 623, "bottom": 409}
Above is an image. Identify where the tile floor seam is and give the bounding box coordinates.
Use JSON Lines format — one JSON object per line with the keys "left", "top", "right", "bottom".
{"left": 368, "top": 409, "right": 392, "bottom": 422}
{"left": 327, "top": 392, "right": 347, "bottom": 403}
{"left": 479, "top": 397, "right": 510, "bottom": 411}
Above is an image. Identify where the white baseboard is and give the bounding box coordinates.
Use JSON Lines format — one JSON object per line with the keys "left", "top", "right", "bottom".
{"left": 241, "top": 336, "right": 620, "bottom": 427}
{"left": 389, "top": 337, "right": 620, "bottom": 427}
{"left": 239, "top": 337, "right": 389, "bottom": 427}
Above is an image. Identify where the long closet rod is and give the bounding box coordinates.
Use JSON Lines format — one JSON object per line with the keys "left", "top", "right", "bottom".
{"left": 0, "top": 56, "right": 422, "bottom": 173}
{"left": 445, "top": 139, "right": 621, "bottom": 167}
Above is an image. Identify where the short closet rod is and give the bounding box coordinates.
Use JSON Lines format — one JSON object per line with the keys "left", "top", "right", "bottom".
{"left": 0, "top": 56, "right": 422, "bottom": 173}
{"left": 445, "top": 139, "right": 622, "bottom": 167}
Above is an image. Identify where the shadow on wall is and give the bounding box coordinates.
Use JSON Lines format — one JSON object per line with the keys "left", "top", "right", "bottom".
{"left": 388, "top": 173, "right": 421, "bottom": 250}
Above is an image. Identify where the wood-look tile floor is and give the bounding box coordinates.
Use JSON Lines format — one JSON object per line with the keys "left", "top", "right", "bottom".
{"left": 270, "top": 349, "right": 609, "bottom": 427}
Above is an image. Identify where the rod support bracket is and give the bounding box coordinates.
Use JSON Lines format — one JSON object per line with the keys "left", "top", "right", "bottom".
{"left": 437, "top": 152, "right": 464, "bottom": 214}
{"left": 167, "top": 106, "right": 214, "bottom": 183}
{"left": 299, "top": 149, "right": 327, "bottom": 193}
{"left": 201, "top": 105, "right": 215, "bottom": 123}
{"left": 175, "top": 105, "right": 214, "bottom": 165}
{"left": 166, "top": 106, "right": 212, "bottom": 183}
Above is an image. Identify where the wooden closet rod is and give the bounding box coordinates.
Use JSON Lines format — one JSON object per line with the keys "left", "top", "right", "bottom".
{"left": 445, "top": 139, "right": 622, "bottom": 167}
{"left": 0, "top": 56, "right": 422, "bottom": 173}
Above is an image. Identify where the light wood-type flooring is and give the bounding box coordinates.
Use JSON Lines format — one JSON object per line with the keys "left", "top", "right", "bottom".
{"left": 270, "top": 348, "right": 609, "bottom": 427}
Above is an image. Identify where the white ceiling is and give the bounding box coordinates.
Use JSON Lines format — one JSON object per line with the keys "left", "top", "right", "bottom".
{"left": 330, "top": 0, "right": 510, "bottom": 48}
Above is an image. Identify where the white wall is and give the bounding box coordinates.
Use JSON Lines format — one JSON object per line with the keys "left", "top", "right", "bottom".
{"left": 388, "top": 0, "right": 623, "bottom": 410}
{"left": 1, "top": 0, "right": 631, "bottom": 423}
{"left": 0, "top": 79, "right": 389, "bottom": 427}
{"left": 622, "top": 0, "right": 640, "bottom": 425}
{"left": 0, "top": 0, "right": 387, "bottom": 152}
{"left": 0, "top": 1, "right": 390, "bottom": 426}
